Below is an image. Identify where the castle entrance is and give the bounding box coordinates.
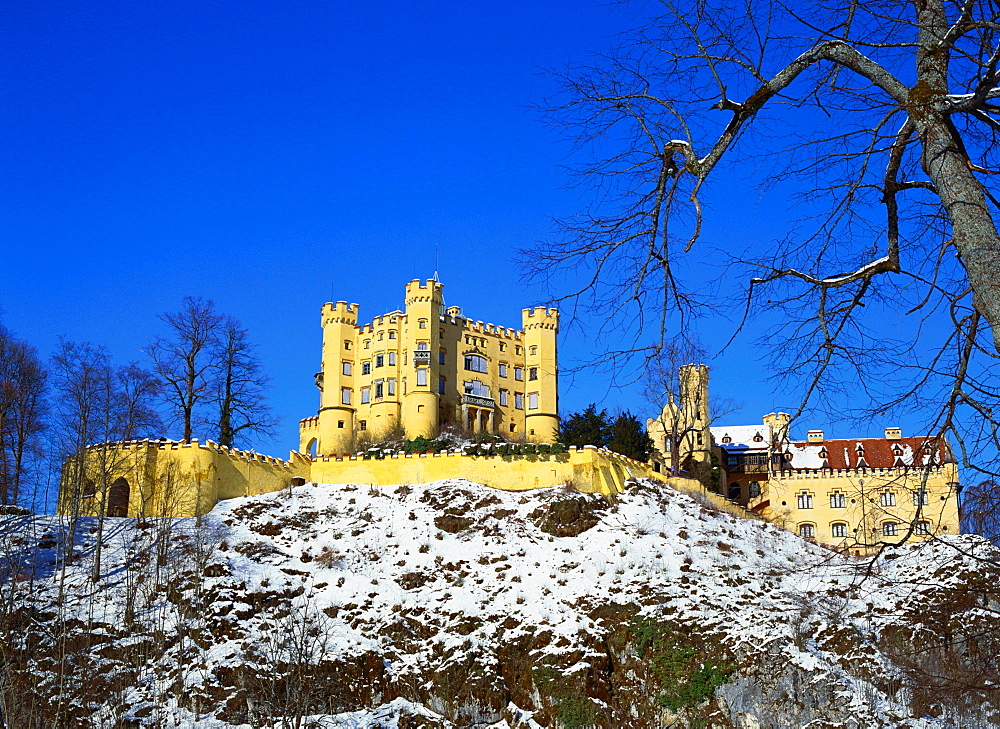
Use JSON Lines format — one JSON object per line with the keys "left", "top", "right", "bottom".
{"left": 107, "top": 477, "right": 130, "bottom": 517}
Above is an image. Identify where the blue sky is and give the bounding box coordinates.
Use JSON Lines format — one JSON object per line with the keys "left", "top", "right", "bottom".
{"left": 1, "top": 0, "right": 855, "bottom": 453}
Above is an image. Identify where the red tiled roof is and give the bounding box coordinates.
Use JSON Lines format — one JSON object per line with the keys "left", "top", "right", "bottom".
{"left": 786, "top": 436, "right": 952, "bottom": 470}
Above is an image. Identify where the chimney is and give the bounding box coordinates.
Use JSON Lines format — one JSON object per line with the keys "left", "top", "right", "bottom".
{"left": 885, "top": 427, "right": 901, "bottom": 440}
{"left": 807, "top": 430, "right": 824, "bottom": 443}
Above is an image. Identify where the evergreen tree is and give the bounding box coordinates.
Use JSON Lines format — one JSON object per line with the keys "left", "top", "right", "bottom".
{"left": 606, "top": 411, "right": 654, "bottom": 462}
{"left": 557, "top": 404, "right": 610, "bottom": 448}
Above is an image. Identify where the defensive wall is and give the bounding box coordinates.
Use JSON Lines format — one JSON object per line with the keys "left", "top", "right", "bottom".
{"left": 60, "top": 438, "right": 772, "bottom": 521}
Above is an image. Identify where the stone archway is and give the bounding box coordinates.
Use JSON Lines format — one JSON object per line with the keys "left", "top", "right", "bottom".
{"left": 107, "top": 477, "right": 130, "bottom": 517}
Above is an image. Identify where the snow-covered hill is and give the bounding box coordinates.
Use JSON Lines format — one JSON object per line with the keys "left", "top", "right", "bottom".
{"left": 3, "top": 479, "right": 999, "bottom": 728}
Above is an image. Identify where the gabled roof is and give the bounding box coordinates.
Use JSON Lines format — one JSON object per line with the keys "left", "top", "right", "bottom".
{"left": 784, "top": 436, "right": 952, "bottom": 470}
{"left": 711, "top": 425, "right": 769, "bottom": 451}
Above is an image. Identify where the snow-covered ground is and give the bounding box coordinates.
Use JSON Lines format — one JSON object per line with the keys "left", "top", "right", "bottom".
{"left": 3, "top": 478, "right": 999, "bottom": 727}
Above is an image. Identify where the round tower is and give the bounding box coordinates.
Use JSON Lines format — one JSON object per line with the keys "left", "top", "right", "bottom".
{"left": 521, "top": 306, "right": 559, "bottom": 442}
{"left": 679, "top": 364, "right": 711, "bottom": 464}
{"left": 401, "top": 279, "right": 443, "bottom": 439}
{"left": 316, "top": 301, "right": 359, "bottom": 455}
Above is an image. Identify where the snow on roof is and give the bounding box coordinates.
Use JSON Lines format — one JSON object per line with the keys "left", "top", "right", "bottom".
{"left": 711, "top": 425, "right": 769, "bottom": 450}
{"left": 785, "top": 436, "right": 950, "bottom": 470}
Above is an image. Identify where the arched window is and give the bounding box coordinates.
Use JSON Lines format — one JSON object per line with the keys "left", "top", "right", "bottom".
{"left": 831, "top": 522, "right": 848, "bottom": 538}
{"left": 728, "top": 483, "right": 742, "bottom": 500}
{"left": 464, "top": 354, "right": 488, "bottom": 373}
{"left": 306, "top": 438, "right": 318, "bottom": 457}
{"left": 108, "top": 478, "right": 130, "bottom": 517}
{"left": 799, "top": 523, "right": 816, "bottom": 539}
{"left": 915, "top": 520, "right": 930, "bottom": 535}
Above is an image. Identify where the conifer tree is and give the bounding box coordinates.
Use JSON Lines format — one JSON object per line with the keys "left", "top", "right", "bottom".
{"left": 607, "top": 411, "right": 653, "bottom": 462}
{"left": 557, "top": 404, "right": 611, "bottom": 448}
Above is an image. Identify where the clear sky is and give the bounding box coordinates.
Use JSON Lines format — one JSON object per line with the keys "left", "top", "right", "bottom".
{"left": 1, "top": 0, "right": 867, "bottom": 454}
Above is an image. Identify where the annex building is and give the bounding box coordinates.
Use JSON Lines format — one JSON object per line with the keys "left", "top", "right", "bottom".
{"left": 298, "top": 279, "right": 559, "bottom": 456}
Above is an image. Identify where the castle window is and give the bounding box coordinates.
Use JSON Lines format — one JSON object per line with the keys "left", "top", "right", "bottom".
{"left": 528, "top": 393, "right": 539, "bottom": 409}
{"left": 697, "top": 433, "right": 703, "bottom": 445}
{"left": 915, "top": 520, "right": 930, "bottom": 535}
{"left": 749, "top": 482, "right": 761, "bottom": 499}
{"left": 464, "top": 354, "right": 488, "bottom": 373}
{"left": 417, "top": 342, "right": 428, "bottom": 351}
{"left": 913, "top": 489, "right": 929, "bottom": 505}
{"left": 528, "top": 367, "right": 538, "bottom": 381}
{"left": 514, "top": 367, "right": 524, "bottom": 381}
{"left": 344, "top": 341, "right": 352, "bottom": 350}
{"left": 438, "top": 377, "right": 445, "bottom": 394}
{"left": 416, "top": 369, "right": 428, "bottom": 387}
{"left": 831, "top": 523, "right": 847, "bottom": 538}
{"left": 799, "top": 524, "right": 815, "bottom": 539}
{"left": 388, "top": 378, "right": 396, "bottom": 396}
{"left": 337, "top": 420, "right": 345, "bottom": 429}
{"left": 464, "top": 380, "right": 490, "bottom": 398}
{"left": 729, "top": 483, "right": 741, "bottom": 500}
{"left": 376, "top": 354, "right": 384, "bottom": 368}
{"left": 515, "top": 346, "right": 522, "bottom": 355}
{"left": 499, "top": 389, "right": 508, "bottom": 406}
{"left": 880, "top": 491, "right": 896, "bottom": 507}
{"left": 388, "top": 352, "right": 396, "bottom": 366}
{"left": 359, "top": 420, "right": 367, "bottom": 431}
{"left": 374, "top": 381, "right": 384, "bottom": 399}
{"left": 364, "top": 340, "right": 370, "bottom": 349}
{"left": 499, "top": 342, "right": 507, "bottom": 352}
{"left": 361, "top": 387, "right": 371, "bottom": 404}
{"left": 342, "top": 362, "right": 352, "bottom": 376}
{"left": 882, "top": 521, "right": 898, "bottom": 537}
{"left": 82, "top": 479, "right": 96, "bottom": 498}
{"left": 722, "top": 436, "right": 731, "bottom": 444}
{"left": 510, "top": 423, "right": 517, "bottom": 432}
{"left": 499, "top": 363, "right": 508, "bottom": 378}
{"left": 389, "top": 331, "right": 396, "bottom": 339}
{"left": 530, "top": 345, "right": 538, "bottom": 357}
{"left": 819, "top": 449, "right": 828, "bottom": 459}
{"left": 362, "top": 362, "right": 371, "bottom": 375}
{"left": 797, "top": 492, "right": 814, "bottom": 509}
{"left": 515, "top": 392, "right": 524, "bottom": 410}
{"left": 419, "top": 319, "right": 427, "bottom": 329}
{"left": 753, "top": 433, "right": 763, "bottom": 442}
{"left": 341, "top": 388, "right": 351, "bottom": 405}
{"left": 439, "top": 350, "right": 446, "bottom": 365}
{"left": 378, "top": 332, "right": 384, "bottom": 341}
{"left": 830, "top": 492, "right": 846, "bottom": 508}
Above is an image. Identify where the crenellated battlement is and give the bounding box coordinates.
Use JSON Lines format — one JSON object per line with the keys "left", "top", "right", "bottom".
{"left": 322, "top": 301, "right": 360, "bottom": 325}
{"left": 404, "top": 278, "right": 444, "bottom": 306}
{"left": 521, "top": 306, "right": 560, "bottom": 330}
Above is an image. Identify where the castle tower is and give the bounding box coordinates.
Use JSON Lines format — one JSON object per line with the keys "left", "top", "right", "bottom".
{"left": 401, "top": 279, "right": 443, "bottom": 439}
{"left": 522, "top": 307, "right": 559, "bottom": 442}
{"left": 762, "top": 412, "right": 791, "bottom": 444}
{"left": 315, "top": 301, "right": 360, "bottom": 455}
{"left": 678, "top": 364, "right": 711, "bottom": 466}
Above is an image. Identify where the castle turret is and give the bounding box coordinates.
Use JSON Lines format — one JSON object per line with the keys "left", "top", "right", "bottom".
{"left": 401, "top": 279, "right": 444, "bottom": 439}
{"left": 522, "top": 306, "right": 559, "bottom": 442}
{"left": 679, "top": 364, "right": 711, "bottom": 465}
{"left": 314, "top": 301, "right": 359, "bottom": 455}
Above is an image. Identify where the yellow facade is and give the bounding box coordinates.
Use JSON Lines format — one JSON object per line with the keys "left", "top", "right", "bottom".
{"left": 300, "top": 279, "right": 559, "bottom": 456}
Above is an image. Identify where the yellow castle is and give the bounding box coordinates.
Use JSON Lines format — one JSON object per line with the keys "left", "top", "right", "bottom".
{"left": 298, "top": 279, "right": 559, "bottom": 455}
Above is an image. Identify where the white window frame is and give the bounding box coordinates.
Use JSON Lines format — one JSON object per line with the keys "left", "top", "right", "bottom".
{"left": 341, "top": 387, "right": 351, "bottom": 405}
{"left": 514, "top": 367, "right": 524, "bottom": 381}
{"left": 880, "top": 491, "right": 896, "bottom": 507}
{"left": 830, "top": 492, "right": 845, "bottom": 508}
{"left": 913, "top": 490, "right": 929, "bottom": 506}
{"left": 831, "top": 523, "right": 847, "bottom": 538}
{"left": 882, "top": 521, "right": 898, "bottom": 537}
{"left": 514, "top": 392, "right": 524, "bottom": 410}
{"left": 360, "top": 387, "right": 371, "bottom": 404}
{"left": 388, "top": 351, "right": 396, "bottom": 366}
{"left": 416, "top": 368, "right": 428, "bottom": 387}
{"left": 342, "top": 361, "right": 352, "bottom": 376}
{"left": 499, "top": 389, "right": 508, "bottom": 406}
{"left": 797, "top": 492, "right": 813, "bottom": 509}
{"left": 528, "top": 393, "right": 539, "bottom": 410}
{"left": 464, "top": 354, "right": 488, "bottom": 373}
{"left": 799, "top": 524, "right": 815, "bottom": 538}
{"left": 388, "top": 378, "right": 396, "bottom": 396}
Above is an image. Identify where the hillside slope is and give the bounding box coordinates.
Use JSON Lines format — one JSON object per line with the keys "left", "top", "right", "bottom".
{"left": 2, "top": 479, "right": 999, "bottom": 728}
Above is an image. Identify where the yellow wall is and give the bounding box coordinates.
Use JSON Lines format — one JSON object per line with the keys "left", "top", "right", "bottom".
{"left": 753, "top": 464, "right": 961, "bottom": 551}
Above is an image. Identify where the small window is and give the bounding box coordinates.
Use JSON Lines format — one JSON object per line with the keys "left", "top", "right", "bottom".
{"left": 342, "top": 361, "right": 352, "bottom": 376}
{"left": 528, "top": 367, "right": 538, "bottom": 381}
{"left": 464, "top": 354, "right": 488, "bottom": 373}
{"left": 831, "top": 523, "right": 848, "bottom": 538}
{"left": 696, "top": 432, "right": 703, "bottom": 445}
{"left": 337, "top": 420, "right": 345, "bottom": 429}
{"left": 797, "top": 492, "right": 814, "bottom": 509}
{"left": 376, "top": 354, "right": 384, "bottom": 368}
{"left": 374, "top": 381, "right": 384, "bottom": 399}
{"left": 915, "top": 520, "right": 930, "bottom": 535}
{"left": 388, "top": 352, "right": 396, "bottom": 366}
{"left": 819, "top": 449, "right": 828, "bottom": 459}
{"left": 721, "top": 436, "right": 731, "bottom": 444}
{"left": 341, "top": 387, "right": 351, "bottom": 405}
{"left": 515, "top": 392, "right": 524, "bottom": 410}
{"left": 439, "top": 351, "right": 446, "bottom": 365}
{"left": 378, "top": 332, "right": 384, "bottom": 340}
{"left": 388, "top": 378, "right": 396, "bottom": 396}
{"left": 913, "top": 489, "right": 928, "bottom": 506}
{"left": 880, "top": 491, "right": 896, "bottom": 507}
{"left": 362, "top": 362, "right": 372, "bottom": 375}
{"left": 499, "top": 342, "right": 506, "bottom": 352}
{"left": 417, "top": 342, "right": 428, "bottom": 351}
{"left": 499, "top": 363, "right": 508, "bottom": 378}
{"left": 753, "top": 433, "right": 763, "bottom": 442}
{"left": 438, "top": 377, "right": 445, "bottom": 394}
{"left": 749, "top": 482, "right": 761, "bottom": 498}
{"left": 499, "top": 389, "right": 508, "bottom": 406}
{"left": 514, "top": 367, "right": 524, "bottom": 381}
{"left": 359, "top": 420, "right": 367, "bottom": 431}
{"left": 389, "top": 331, "right": 396, "bottom": 339}
{"left": 82, "top": 479, "right": 96, "bottom": 498}
{"left": 729, "top": 483, "right": 741, "bottom": 500}
{"left": 883, "top": 521, "right": 898, "bottom": 537}
{"left": 364, "top": 340, "right": 370, "bottom": 349}
{"left": 799, "top": 524, "right": 815, "bottom": 539}
{"left": 361, "top": 387, "right": 371, "bottom": 404}
{"left": 515, "top": 346, "right": 522, "bottom": 355}
{"left": 529, "top": 345, "right": 538, "bottom": 357}
{"left": 416, "top": 369, "right": 428, "bottom": 387}
{"left": 419, "top": 319, "right": 427, "bottom": 329}
{"left": 528, "top": 393, "right": 538, "bottom": 409}
{"left": 830, "top": 492, "right": 845, "bottom": 508}
{"left": 344, "top": 341, "right": 352, "bottom": 350}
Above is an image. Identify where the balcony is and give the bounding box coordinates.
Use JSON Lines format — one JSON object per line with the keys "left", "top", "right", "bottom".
{"left": 462, "top": 394, "right": 495, "bottom": 409}
{"left": 413, "top": 350, "right": 431, "bottom": 365}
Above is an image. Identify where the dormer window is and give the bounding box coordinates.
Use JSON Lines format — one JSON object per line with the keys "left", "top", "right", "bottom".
{"left": 721, "top": 435, "right": 732, "bottom": 444}
{"left": 818, "top": 449, "right": 828, "bottom": 459}
{"left": 753, "top": 433, "right": 763, "bottom": 442}
{"left": 892, "top": 446, "right": 903, "bottom": 456}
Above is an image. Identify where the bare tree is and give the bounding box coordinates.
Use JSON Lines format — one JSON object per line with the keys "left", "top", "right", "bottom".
{"left": 532, "top": 0, "right": 1000, "bottom": 486}
{"left": 210, "top": 318, "right": 276, "bottom": 448}
{"left": 147, "top": 297, "right": 223, "bottom": 444}
{"left": 0, "top": 326, "right": 46, "bottom": 507}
